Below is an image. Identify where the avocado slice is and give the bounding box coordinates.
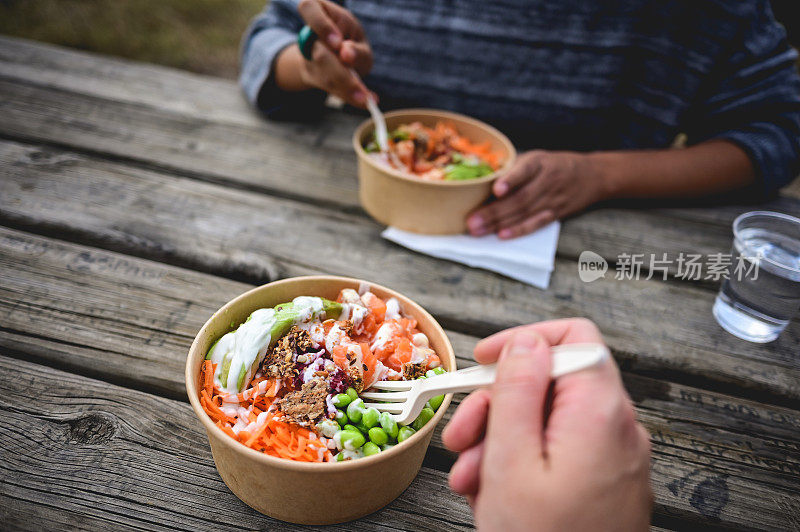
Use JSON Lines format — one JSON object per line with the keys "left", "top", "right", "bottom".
{"left": 215, "top": 297, "right": 343, "bottom": 392}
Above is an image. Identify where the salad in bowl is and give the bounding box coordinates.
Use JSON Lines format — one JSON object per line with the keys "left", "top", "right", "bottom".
{"left": 186, "top": 276, "right": 455, "bottom": 524}
{"left": 353, "top": 108, "right": 516, "bottom": 234}
{"left": 364, "top": 120, "right": 505, "bottom": 181}
{"left": 199, "top": 289, "right": 445, "bottom": 462}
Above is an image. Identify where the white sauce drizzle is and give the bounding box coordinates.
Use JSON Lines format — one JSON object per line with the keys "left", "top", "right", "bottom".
{"left": 296, "top": 320, "right": 325, "bottom": 347}
{"left": 324, "top": 323, "right": 347, "bottom": 354}
{"left": 339, "top": 448, "right": 364, "bottom": 460}
{"left": 325, "top": 394, "right": 337, "bottom": 415}
{"left": 210, "top": 296, "right": 325, "bottom": 393}
{"left": 349, "top": 305, "right": 369, "bottom": 330}
{"left": 410, "top": 344, "right": 432, "bottom": 364}
{"left": 412, "top": 332, "right": 429, "bottom": 348}
{"left": 302, "top": 358, "right": 325, "bottom": 383}
{"left": 370, "top": 322, "right": 394, "bottom": 351}
{"left": 316, "top": 419, "right": 339, "bottom": 438}
{"left": 384, "top": 297, "right": 401, "bottom": 320}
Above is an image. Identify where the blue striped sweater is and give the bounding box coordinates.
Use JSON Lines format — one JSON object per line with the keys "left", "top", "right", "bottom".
{"left": 240, "top": 0, "right": 800, "bottom": 194}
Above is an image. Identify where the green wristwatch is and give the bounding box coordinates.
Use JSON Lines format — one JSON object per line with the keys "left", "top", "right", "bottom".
{"left": 298, "top": 25, "right": 317, "bottom": 60}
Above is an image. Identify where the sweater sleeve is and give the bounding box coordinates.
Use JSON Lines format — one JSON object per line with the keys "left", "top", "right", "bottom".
{"left": 239, "top": 0, "right": 326, "bottom": 119}
{"left": 686, "top": 1, "right": 800, "bottom": 195}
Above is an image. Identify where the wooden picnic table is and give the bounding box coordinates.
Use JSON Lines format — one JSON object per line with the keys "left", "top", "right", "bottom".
{"left": 1, "top": 36, "right": 799, "bottom": 531}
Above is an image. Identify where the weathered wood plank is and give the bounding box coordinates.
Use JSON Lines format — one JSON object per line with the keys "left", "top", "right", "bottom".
{"left": 0, "top": 73, "right": 363, "bottom": 207}
{"left": 2, "top": 48, "right": 799, "bottom": 275}
{"left": 0, "top": 225, "right": 475, "bottom": 400}
{"left": 0, "top": 353, "right": 474, "bottom": 531}
{"left": 1, "top": 140, "right": 797, "bottom": 405}
{"left": 0, "top": 35, "right": 264, "bottom": 129}
{"left": 2, "top": 227, "right": 799, "bottom": 529}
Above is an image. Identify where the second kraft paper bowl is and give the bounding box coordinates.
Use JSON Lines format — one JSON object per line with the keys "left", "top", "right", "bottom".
{"left": 185, "top": 275, "right": 456, "bottom": 524}
{"left": 353, "top": 108, "right": 517, "bottom": 235}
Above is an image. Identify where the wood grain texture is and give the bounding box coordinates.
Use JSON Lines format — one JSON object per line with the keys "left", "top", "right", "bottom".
{"left": 0, "top": 354, "right": 474, "bottom": 531}
{"left": 2, "top": 227, "right": 799, "bottom": 529}
{"left": 1, "top": 36, "right": 798, "bottom": 274}
{"left": 0, "top": 35, "right": 265, "bottom": 128}
{"left": 1, "top": 140, "right": 798, "bottom": 406}
{"left": 0, "top": 72, "right": 363, "bottom": 208}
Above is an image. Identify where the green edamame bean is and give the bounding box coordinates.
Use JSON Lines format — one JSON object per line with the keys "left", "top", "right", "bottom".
{"left": 335, "top": 452, "right": 346, "bottom": 462}
{"left": 428, "top": 394, "right": 444, "bottom": 411}
{"left": 425, "top": 367, "right": 446, "bottom": 378}
{"left": 368, "top": 427, "right": 388, "bottom": 446}
{"left": 411, "top": 407, "right": 435, "bottom": 431}
{"left": 361, "top": 407, "right": 380, "bottom": 429}
{"left": 379, "top": 412, "right": 399, "bottom": 439}
{"left": 363, "top": 442, "right": 381, "bottom": 456}
{"left": 346, "top": 398, "right": 365, "bottom": 423}
{"left": 343, "top": 424, "right": 359, "bottom": 433}
{"left": 346, "top": 387, "right": 358, "bottom": 401}
{"left": 397, "top": 426, "right": 416, "bottom": 443}
{"left": 355, "top": 421, "right": 370, "bottom": 434}
{"left": 336, "top": 410, "right": 349, "bottom": 427}
{"left": 339, "top": 430, "right": 365, "bottom": 450}
{"left": 333, "top": 393, "right": 352, "bottom": 408}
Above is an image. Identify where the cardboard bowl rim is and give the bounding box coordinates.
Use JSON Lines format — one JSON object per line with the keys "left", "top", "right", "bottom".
{"left": 185, "top": 275, "right": 456, "bottom": 473}
{"left": 352, "top": 108, "right": 517, "bottom": 187}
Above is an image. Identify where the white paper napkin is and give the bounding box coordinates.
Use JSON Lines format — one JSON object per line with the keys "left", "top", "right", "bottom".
{"left": 382, "top": 222, "right": 560, "bottom": 289}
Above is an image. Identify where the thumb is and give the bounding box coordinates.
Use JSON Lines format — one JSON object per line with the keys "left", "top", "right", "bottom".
{"left": 492, "top": 151, "right": 543, "bottom": 197}
{"left": 486, "top": 331, "right": 552, "bottom": 455}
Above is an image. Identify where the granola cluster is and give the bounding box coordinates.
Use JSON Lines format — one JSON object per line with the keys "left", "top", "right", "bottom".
{"left": 402, "top": 361, "right": 427, "bottom": 380}
{"left": 261, "top": 326, "right": 313, "bottom": 380}
{"left": 276, "top": 377, "right": 330, "bottom": 426}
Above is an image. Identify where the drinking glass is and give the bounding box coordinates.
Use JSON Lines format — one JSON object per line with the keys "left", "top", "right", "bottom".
{"left": 713, "top": 211, "right": 800, "bottom": 343}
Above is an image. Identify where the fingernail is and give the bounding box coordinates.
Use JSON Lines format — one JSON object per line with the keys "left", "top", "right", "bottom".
{"left": 498, "top": 229, "right": 512, "bottom": 239}
{"left": 352, "top": 90, "right": 366, "bottom": 104}
{"left": 328, "top": 33, "right": 342, "bottom": 48}
{"left": 502, "top": 332, "right": 542, "bottom": 360}
{"left": 468, "top": 216, "right": 484, "bottom": 231}
{"left": 495, "top": 182, "right": 508, "bottom": 196}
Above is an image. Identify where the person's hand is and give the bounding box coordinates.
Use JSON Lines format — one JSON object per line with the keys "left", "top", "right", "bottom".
{"left": 467, "top": 150, "right": 609, "bottom": 239}
{"left": 296, "top": 0, "right": 374, "bottom": 107}
{"left": 442, "top": 319, "right": 652, "bottom": 531}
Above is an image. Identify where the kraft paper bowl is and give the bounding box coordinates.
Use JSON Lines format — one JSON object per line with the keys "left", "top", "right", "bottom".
{"left": 185, "top": 275, "right": 456, "bottom": 524}
{"left": 353, "top": 108, "right": 517, "bottom": 234}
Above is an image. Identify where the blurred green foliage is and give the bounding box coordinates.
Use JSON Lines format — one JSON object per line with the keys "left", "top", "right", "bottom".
{"left": 0, "top": 0, "right": 265, "bottom": 78}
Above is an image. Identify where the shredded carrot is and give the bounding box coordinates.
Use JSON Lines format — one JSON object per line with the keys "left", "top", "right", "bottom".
{"left": 199, "top": 362, "right": 328, "bottom": 462}
{"left": 374, "top": 120, "right": 503, "bottom": 178}
{"left": 203, "top": 360, "right": 214, "bottom": 394}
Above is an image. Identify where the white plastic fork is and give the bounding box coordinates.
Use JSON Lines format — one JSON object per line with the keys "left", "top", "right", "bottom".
{"left": 360, "top": 343, "right": 609, "bottom": 425}
{"left": 366, "top": 95, "right": 389, "bottom": 153}
{"left": 349, "top": 66, "right": 388, "bottom": 153}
